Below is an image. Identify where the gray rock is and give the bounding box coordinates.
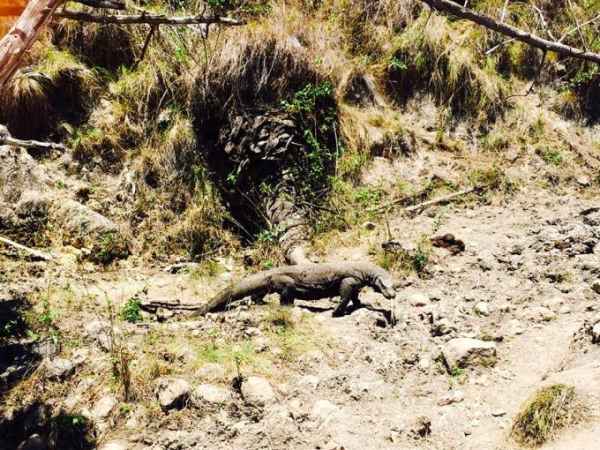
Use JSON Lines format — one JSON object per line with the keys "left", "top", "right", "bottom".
{"left": 296, "top": 375, "right": 320, "bottom": 390}
{"left": 195, "top": 363, "right": 226, "bottom": 381}
{"left": 437, "top": 390, "right": 464, "bottom": 406}
{"left": 443, "top": 338, "right": 497, "bottom": 370}
{"left": 155, "top": 378, "right": 191, "bottom": 410}
{"left": 505, "top": 319, "right": 524, "bottom": 336}
{"left": 311, "top": 400, "right": 340, "bottom": 422}
{"left": 529, "top": 306, "right": 558, "bottom": 322}
{"left": 241, "top": 376, "right": 276, "bottom": 406}
{"left": 431, "top": 318, "right": 454, "bottom": 336}
{"left": 98, "top": 440, "right": 128, "bottom": 450}
{"left": 51, "top": 199, "right": 118, "bottom": 243}
{"left": 84, "top": 320, "right": 113, "bottom": 352}
{"left": 156, "top": 307, "right": 175, "bottom": 321}
{"left": 407, "top": 292, "right": 429, "bottom": 307}
{"left": 91, "top": 395, "right": 117, "bottom": 420}
{"left": 43, "top": 358, "right": 74, "bottom": 380}
{"left": 592, "top": 323, "right": 600, "bottom": 344}
{"left": 192, "top": 384, "right": 231, "bottom": 404}
{"left": 474, "top": 302, "right": 490, "bottom": 316}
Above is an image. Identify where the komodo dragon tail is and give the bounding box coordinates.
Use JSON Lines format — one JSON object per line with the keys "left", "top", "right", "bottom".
{"left": 190, "top": 287, "right": 236, "bottom": 316}
{"left": 191, "top": 272, "right": 269, "bottom": 316}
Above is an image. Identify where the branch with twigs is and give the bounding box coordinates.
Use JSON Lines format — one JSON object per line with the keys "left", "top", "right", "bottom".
{"left": 421, "top": 0, "right": 600, "bottom": 65}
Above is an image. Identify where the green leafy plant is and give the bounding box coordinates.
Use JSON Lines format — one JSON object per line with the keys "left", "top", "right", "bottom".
{"left": 120, "top": 297, "right": 142, "bottom": 323}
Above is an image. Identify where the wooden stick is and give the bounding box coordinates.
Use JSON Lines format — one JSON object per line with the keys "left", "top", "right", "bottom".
{"left": 420, "top": 0, "right": 600, "bottom": 64}
{"left": 0, "top": 236, "right": 53, "bottom": 261}
{"left": 0, "top": 135, "right": 66, "bottom": 152}
{"left": 55, "top": 9, "right": 245, "bottom": 26}
{"left": 403, "top": 187, "right": 480, "bottom": 212}
{"left": 372, "top": 187, "right": 481, "bottom": 213}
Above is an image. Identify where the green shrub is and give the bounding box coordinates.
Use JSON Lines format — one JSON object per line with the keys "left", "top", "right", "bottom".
{"left": 120, "top": 297, "right": 143, "bottom": 323}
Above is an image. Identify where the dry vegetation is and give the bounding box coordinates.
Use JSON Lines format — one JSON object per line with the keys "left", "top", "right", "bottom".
{"left": 0, "top": 0, "right": 597, "bottom": 272}
{"left": 511, "top": 384, "right": 586, "bottom": 446}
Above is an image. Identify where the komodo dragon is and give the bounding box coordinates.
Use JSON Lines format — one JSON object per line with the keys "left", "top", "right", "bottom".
{"left": 192, "top": 262, "right": 397, "bottom": 317}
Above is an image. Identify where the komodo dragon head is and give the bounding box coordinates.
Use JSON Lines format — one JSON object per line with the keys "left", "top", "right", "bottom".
{"left": 371, "top": 269, "right": 397, "bottom": 299}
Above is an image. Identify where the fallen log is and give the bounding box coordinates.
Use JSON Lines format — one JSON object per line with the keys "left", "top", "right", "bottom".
{"left": 0, "top": 132, "right": 66, "bottom": 152}
{"left": 54, "top": 9, "right": 245, "bottom": 26}
{"left": 0, "top": 235, "right": 53, "bottom": 261}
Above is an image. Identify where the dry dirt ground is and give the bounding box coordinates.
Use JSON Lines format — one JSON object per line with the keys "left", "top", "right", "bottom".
{"left": 3, "top": 182, "right": 600, "bottom": 450}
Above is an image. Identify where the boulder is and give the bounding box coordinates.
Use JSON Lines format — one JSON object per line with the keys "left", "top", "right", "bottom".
{"left": 192, "top": 384, "right": 231, "bottom": 405}
{"left": 442, "top": 338, "right": 497, "bottom": 370}
{"left": 91, "top": 395, "right": 117, "bottom": 420}
{"left": 241, "top": 376, "right": 276, "bottom": 406}
{"left": 51, "top": 199, "right": 118, "bottom": 244}
{"left": 310, "top": 400, "right": 340, "bottom": 422}
{"left": 43, "top": 358, "right": 75, "bottom": 380}
{"left": 155, "top": 378, "right": 190, "bottom": 410}
{"left": 195, "top": 363, "right": 226, "bottom": 381}
{"left": 84, "top": 320, "right": 113, "bottom": 351}
{"left": 474, "top": 302, "right": 490, "bottom": 316}
{"left": 98, "top": 440, "right": 128, "bottom": 450}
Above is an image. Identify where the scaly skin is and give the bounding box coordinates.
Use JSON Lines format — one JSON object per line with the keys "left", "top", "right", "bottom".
{"left": 192, "top": 262, "right": 397, "bottom": 317}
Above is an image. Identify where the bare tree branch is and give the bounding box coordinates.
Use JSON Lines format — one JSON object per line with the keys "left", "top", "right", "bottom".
{"left": 54, "top": 8, "right": 245, "bottom": 26}
{"left": 421, "top": 0, "right": 600, "bottom": 64}
{"left": 0, "top": 135, "right": 66, "bottom": 152}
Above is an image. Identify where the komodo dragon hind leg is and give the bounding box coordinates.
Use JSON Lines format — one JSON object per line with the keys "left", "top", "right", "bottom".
{"left": 273, "top": 275, "right": 296, "bottom": 306}
{"left": 333, "top": 278, "right": 361, "bottom": 317}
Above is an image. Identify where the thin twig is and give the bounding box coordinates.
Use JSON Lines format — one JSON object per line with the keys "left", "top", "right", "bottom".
{"left": 371, "top": 187, "right": 482, "bottom": 214}
{"left": 134, "top": 24, "right": 157, "bottom": 68}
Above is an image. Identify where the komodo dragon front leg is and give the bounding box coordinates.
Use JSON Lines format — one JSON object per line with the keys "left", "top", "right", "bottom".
{"left": 332, "top": 277, "right": 362, "bottom": 317}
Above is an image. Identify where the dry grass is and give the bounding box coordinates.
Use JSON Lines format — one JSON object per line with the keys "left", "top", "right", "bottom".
{"left": 384, "top": 13, "right": 508, "bottom": 121}
{"left": 512, "top": 384, "right": 586, "bottom": 447}
{"left": 0, "top": 46, "right": 97, "bottom": 140}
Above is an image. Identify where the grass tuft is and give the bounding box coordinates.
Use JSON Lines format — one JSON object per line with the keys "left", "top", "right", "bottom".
{"left": 512, "top": 384, "right": 585, "bottom": 447}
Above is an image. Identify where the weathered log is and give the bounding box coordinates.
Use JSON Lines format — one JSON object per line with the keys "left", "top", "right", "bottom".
{"left": 421, "top": 0, "right": 600, "bottom": 65}
{"left": 54, "top": 9, "right": 245, "bottom": 26}
{"left": 0, "top": 235, "right": 53, "bottom": 261}
{"left": 0, "top": 130, "right": 66, "bottom": 152}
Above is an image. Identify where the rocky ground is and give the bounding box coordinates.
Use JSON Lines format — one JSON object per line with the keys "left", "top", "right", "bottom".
{"left": 2, "top": 179, "right": 600, "bottom": 449}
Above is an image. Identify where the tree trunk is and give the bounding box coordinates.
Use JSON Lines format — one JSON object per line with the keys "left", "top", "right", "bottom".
{"left": 0, "top": 0, "right": 65, "bottom": 88}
